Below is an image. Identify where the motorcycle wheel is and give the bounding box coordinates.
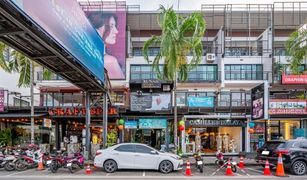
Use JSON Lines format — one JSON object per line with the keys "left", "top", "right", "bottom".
{"left": 231, "top": 165, "right": 237, "bottom": 173}
{"left": 199, "top": 164, "right": 204, "bottom": 173}
{"left": 49, "top": 162, "right": 58, "bottom": 173}
{"left": 214, "top": 160, "right": 219, "bottom": 165}
{"left": 79, "top": 163, "right": 84, "bottom": 169}
{"left": 15, "top": 160, "right": 27, "bottom": 171}
{"left": 68, "top": 162, "right": 79, "bottom": 174}
{"left": 4, "top": 162, "right": 15, "bottom": 171}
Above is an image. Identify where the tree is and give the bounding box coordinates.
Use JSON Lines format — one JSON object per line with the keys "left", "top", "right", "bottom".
{"left": 285, "top": 29, "right": 307, "bottom": 74}
{"left": 142, "top": 5, "right": 206, "bottom": 150}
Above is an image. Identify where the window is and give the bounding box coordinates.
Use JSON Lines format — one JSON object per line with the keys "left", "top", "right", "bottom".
{"left": 225, "top": 64, "right": 263, "bottom": 80}
{"left": 187, "top": 65, "right": 218, "bottom": 82}
{"left": 115, "top": 145, "right": 135, "bottom": 152}
{"left": 130, "top": 65, "right": 164, "bottom": 81}
{"left": 135, "top": 145, "right": 154, "bottom": 154}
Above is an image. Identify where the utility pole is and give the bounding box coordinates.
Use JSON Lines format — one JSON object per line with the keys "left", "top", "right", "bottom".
{"left": 30, "top": 62, "right": 34, "bottom": 145}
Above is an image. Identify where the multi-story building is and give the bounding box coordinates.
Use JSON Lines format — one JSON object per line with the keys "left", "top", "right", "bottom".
{"left": 1, "top": 1, "right": 307, "bottom": 155}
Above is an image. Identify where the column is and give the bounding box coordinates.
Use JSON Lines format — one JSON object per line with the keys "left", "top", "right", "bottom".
{"left": 85, "top": 92, "right": 91, "bottom": 159}
{"left": 102, "top": 93, "right": 108, "bottom": 149}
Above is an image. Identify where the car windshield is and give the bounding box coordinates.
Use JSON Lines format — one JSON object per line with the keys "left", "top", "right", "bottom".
{"left": 262, "top": 142, "right": 285, "bottom": 150}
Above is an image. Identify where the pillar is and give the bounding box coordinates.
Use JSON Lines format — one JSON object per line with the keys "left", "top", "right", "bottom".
{"left": 102, "top": 93, "right": 108, "bottom": 149}
{"left": 85, "top": 92, "right": 91, "bottom": 159}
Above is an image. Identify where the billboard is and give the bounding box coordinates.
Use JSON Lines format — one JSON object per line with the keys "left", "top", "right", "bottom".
{"left": 282, "top": 74, "right": 307, "bottom": 84}
{"left": 269, "top": 99, "right": 307, "bottom": 115}
{"left": 251, "top": 84, "right": 264, "bottom": 120}
{"left": 83, "top": 3, "right": 126, "bottom": 79}
{"left": 187, "top": 96, "right": 214, "bottom": 107}
{"left": 0, "top": 90, "right": 4, "bottom": 112}
{"left": 139, "top": 119, "right": 167, "bottom": 129}
{"left": 130, "top": 93, "right": 171, "bottom": 111}
{"left": 9, "top": 0, "right": 105, "bottom": 83}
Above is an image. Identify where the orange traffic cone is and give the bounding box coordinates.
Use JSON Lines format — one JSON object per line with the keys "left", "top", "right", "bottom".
{"left": 275, "top": 153, "right": 285, "bottom": 177}
{"left": 239, "top": 156, "right": 244, "bottom": 169}
{"left": 184, "top": 160, "right": 192, "bottom": 176}
{"left": 225, "top": 159, "right": 233, "bottom": 176}
{"left": 263, "top": 159, "right": 271, "bottom": 176}
{"left": 93, "top": 165, "right": 97, "bottom": 171}
{"left": 85, "top": 163, "right": 92, "bottom": 175}
{"left": 37, "top": 155, "right": 44, "bottom": 171}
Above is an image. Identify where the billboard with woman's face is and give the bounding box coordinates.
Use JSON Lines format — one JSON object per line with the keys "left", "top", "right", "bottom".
{"left": 84, "top": 8, "right": 126, "bottom": 80}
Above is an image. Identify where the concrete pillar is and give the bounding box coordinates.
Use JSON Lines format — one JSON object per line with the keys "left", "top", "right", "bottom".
{"left": 102, "top": 93, "right": 108, "bottom": 149}
{"left": 85, "top": 92, "right": 91, "bottom": 159}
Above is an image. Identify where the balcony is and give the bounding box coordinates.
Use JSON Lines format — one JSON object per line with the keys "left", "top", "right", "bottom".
{"left": 225, "top": 71, "right": 272, "bottom": 81}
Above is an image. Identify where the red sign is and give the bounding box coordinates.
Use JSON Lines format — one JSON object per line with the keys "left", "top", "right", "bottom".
{"left": 0, "top": 90, "right": 4, "bottom": 112}
{"left": 269, "top": 99, "right": 307, "bottom": 115}
{"left": 282, "top": 74, "right": 307, "bottom": 84}
{"left": 48, "top": 107, "right": 118, "bottom": 116}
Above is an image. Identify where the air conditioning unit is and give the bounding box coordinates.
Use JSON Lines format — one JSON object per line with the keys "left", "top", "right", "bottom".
{"left": 162, "top": 85, "right": 171, "bottom": 92}
{"left": 206, "top": 53, "right": 215, "bottom": 63}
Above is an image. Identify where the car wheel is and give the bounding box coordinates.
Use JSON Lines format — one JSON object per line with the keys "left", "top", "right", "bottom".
{"left": 159, "top": 160, "right": 173, "bottom": 174}
{"left": 104, "top": 160, "right": 117, "bottom": 173}
{"left": 291, "top": 160, "right": 307, "bottom": 175}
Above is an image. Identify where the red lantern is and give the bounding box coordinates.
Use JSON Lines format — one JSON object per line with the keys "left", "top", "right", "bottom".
{"left": 118, "top": 125, "right": 124, "bottom": 130}
{"left": 248, "top": 128, "right": 255, "bottom": 134}
{"left": 179, "top": 125, "right": 185, "bottom": 131}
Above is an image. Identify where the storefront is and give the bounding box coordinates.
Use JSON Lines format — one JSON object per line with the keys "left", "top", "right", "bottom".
{"left": 182, "top": 116, "right": 247, "bottom": 155}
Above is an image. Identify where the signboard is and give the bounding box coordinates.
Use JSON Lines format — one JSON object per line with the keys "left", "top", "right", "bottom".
{"left": 0, "top": 90, "right": 4, "bottom": 112}
{"left": 131, "top": 93, "right": 171, "bottom": 111}
{"left": 10, "top": 0, "right": 105, "bottom": 83}
{"left": 83, "top": 2, "right": 126, "bottom": 80}
{"left": 139, "top": 119, "right": 167, "bottom": 129}
{"left": 186, "top": 119, "right": 246, "bottom": 127}
{"left": 48, "top": 107, "right": 118, "bottom": 116}
{"left": 43, "top": 118, "right": 52, "bottom": 128}
{"left": 282, "top": 75, "right": 307, "bottom": 84}
{"left": 251, "top": 84, "right": 264, "bottom": 120}
{"left": 141, "top": 80, "right": 161, "bottom": 89}
{"left": 187, "top": 96, "right": 214, "bottom": 107}
{"left": 125, "top": 121, "right": 138, "bottom": 129}
{"left": 269, "top": 99, "right": 307, "bottom": 115}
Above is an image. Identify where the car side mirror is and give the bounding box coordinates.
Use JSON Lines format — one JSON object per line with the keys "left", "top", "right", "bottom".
{"left": 150, "top": 150, "right": 158, "bottom": 155}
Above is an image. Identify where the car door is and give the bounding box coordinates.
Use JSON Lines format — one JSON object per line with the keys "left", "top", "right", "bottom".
{"left": 113, "top": 144, "right": 135, "bottom": 169}
{"left": 134, "top": 144, "right": 160, "bottom": 170}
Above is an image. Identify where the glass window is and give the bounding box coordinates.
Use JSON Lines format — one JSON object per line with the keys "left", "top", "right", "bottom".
{"left": 115, "top": 145, "right": 135, "bottom": 152}
{"left": 135, "top": 145, "right": 154, "bottom": 154}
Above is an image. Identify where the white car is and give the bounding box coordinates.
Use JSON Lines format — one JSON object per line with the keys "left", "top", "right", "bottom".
{"left": 94, "top": 143, "right": 183, "bottom": 173}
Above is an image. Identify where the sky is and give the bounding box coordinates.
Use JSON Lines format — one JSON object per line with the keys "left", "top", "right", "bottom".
{"left": 78, "top": 0, "right": 307, "bottom": 11}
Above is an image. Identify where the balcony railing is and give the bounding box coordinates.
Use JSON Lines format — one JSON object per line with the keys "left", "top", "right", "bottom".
{"left": 225, "top": 71, "right": 271, "bottom": 81}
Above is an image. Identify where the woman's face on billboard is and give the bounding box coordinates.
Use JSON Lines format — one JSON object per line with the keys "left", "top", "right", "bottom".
{"left": 98, "top": 16, "right": 118, "bottom": 45}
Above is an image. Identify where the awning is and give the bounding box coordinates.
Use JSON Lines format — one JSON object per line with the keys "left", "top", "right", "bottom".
{"left": 0, "top": 113, "right": 47, "bottom": 118}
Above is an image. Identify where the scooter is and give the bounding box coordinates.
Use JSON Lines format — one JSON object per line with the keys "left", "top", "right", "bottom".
{"left": 67, "top": 152, "right": 84, "bottom": 173}
{"left": 2, "top": 149, "right": 20, "bottom": 171}
{"left": 193, "top": 151, "right": 204, "bottom": 173}
{"left": 215, "top": 151, "right": 237, "bottom": 172}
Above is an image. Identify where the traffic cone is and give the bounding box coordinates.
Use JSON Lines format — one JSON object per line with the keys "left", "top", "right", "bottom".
{"left": 85, "top": 163, "right": 92, "bottom": 175}
{"left": 184, "top": 160, "right": 192, "bottom": 176}
{"left": 93, "top": 165, "right": 97, "bottom": 171}
{"left": 275, "top": 153, "right": 285, "bottom": 177}
{"left": 263, "top": 159, "right": 271, "bottom": 176}
{"left": 37, "top": 155, "right": 44, "bottom": 171}
{"left": 225, "top": 159, "right": 233, "bottom": 176}
{"left": 239, "top": 156, "right": 244, "bottom": 169}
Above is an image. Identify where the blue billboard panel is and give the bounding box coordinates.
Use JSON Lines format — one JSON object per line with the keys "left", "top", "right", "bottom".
{"left": 125, "top": 121, "right": 138, "bottom": 129}
{"left": 187, "top": 96, "right": 214, "bottom": 107}
{"left": 10, "top": 0, "right": 105, "bottom": 83}
{"left": 139, "top": 119, "right": 167, "bottom": 129}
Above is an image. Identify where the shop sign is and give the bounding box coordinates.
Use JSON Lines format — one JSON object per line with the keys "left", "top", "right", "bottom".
{"left": 125, "top": 121, "right": 138, "bottom": 129}
{"left": 282, "top": 74, "right": 307, "bottom": 84}
{"left": 186, "top": 119, "right": 246, "bottom": 127}
{"left": 131, "top": 93, "right": 171, "bottom": 111}
{"left": 48, "top": 107, "right": 118, "bottom": 116}
{"left": 269, "top": 99, "right": 307, "bottom": 115}
{"left": 139, "top": 118, "right": 167, "bottom": 129}
{"left": 43, "top": 118, "right": 52, "bottom": 128}
{"left": 141, "top": 80, "right": 161, "bottom": 89}
{"left": 187, "top": 96, "right": 214, "bottom": 108}
{"left": 251, "top": 83, "right": 264, "bottom": 120}
{"left": 0, "top": 90, "right": 4, "bottom": 112}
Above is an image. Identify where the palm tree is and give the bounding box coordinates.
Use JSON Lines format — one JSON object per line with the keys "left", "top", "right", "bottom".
{"left": 143, "top": 5, "right": 206, "bottom": 150}
{"left": 285, "top": 28, "right": 307, "bottom": 74}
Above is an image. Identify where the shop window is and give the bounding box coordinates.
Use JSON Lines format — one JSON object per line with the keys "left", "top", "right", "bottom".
{"left": 135, "top": 145, "right": 153, "bottom": 154}
{"left": 115, "top": 145, "right": 135, "bottom": 152}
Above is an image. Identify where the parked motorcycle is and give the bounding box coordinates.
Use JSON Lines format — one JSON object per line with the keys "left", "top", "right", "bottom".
{"left": 2, "top": 148, "right": 20, "bottom": 171}
{"left": 48, "top": 151, "right": 83, "bottom": 173}
{"left": 67, "top": 152, "right": 84, "bottom": 173}
{"left": 193, "top": 151, "right": 204, "bottom": 173}
{"left": 215, "top": 151, "right": 237, "bottom": 172}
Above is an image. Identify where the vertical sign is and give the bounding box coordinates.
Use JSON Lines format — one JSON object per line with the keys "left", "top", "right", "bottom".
{"left": 251, "top": 83, "right": 264, "bottom": 120}
{"left": 0, "top": 90, "right": 4, "bottom": 112}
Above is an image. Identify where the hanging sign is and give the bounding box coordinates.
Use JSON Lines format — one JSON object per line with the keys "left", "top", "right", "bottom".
{"left": 43, "top": 118, "right": 52, "bottom": 128}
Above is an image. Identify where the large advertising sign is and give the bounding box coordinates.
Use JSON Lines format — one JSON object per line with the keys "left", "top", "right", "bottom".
{"left": 187, "top": 96, "right": 214, "bottom": 107}
{"left": 82, "top": 2, "right": 126, "bottom": 80}
{"left": 282, "top": 74, "right": 307, "bottom": 84}
{"left": 9, "top": 0, "right": 105, "bottom": 83}
{"left": 269, "top": 99, "right": 307, "bottom": 115}
{"left": 131, "top": 93, "right": 171, "bottom": 111}
{"left": 0, "top": 90, "right": 4, "bottom": 112}
{"left": 251, "top": 83, "right": 264, "bottom": 120}
{"left": 139, "top": 119, "right": 167, "bottom": 129}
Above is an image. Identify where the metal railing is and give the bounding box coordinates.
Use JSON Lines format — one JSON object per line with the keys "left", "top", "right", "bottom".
{"left": 224, "top": 71, "right": 272, "bottom": 81}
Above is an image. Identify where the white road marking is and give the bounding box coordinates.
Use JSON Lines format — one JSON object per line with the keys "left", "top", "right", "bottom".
{"left": 106, "top": 173, "right": 110, "bottom": 176}
{"left": 246, "top": 167, "right": 264, "bottom": 174}
{"left": 142, "top": 171, "right": 145, "bottom": 176}
{"left": 6, "top": 169, "right": 33, "bottom": 176}
{"left": 234, "top": 173, "right": 242, "bottom": 176}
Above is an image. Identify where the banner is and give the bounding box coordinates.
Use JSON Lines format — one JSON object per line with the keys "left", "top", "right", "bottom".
{"left": 83, "top": 2, "right": 126, "bottom": 80}
{"left": 130, "top": 93, "right": 171, "bottom": 111}
{"left": 251, "top": 84, "right": 264, "bottom": 120}
{"left": 10, "top": 0, "right": 105, "bottom": 83}
{"left": 125, "top": 121, "right": 138, "bottom": 129}
{"left": 187, "top": 96, "right": 214, "bottom": 107}
{"left": 269, "top": 99, "right": 307, "bottom": 115}
{"left": 0, "top": 90, "right": 4, "bottom": 112}
{"left": 282, "top": 74, "right": 307, "bottom": 84}
{"left": 139, "top": 119, "right": 167, "bottom": 129}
